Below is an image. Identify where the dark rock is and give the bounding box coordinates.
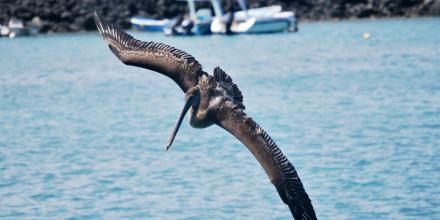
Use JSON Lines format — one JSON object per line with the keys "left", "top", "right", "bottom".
{"left": 14, "top": 7, "right": 34, "bottom": 21}
{"left": 60, "top": 11, "right": 73, "bottom": 22}
{"left": 428, "top": 0, "right": 440, "bottom": 15}
{"left": 69, "top": 23, "right": 81, "bottom": 32}
{"left": 83, "top": 13, "right": 97, "bottom": 31}
{"left": 40, "top": 23, "right": 52, "bottom": 33}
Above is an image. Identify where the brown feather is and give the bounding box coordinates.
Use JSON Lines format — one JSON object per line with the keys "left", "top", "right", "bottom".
{"left": 94, "top": 12, "right": 207, "bottom": 92}
{"left": 218, "top": 111, "right": 317, "bottom": 220}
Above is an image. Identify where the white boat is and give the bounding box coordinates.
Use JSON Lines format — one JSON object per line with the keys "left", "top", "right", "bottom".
{"left": 7, "top": 19, "right": 38, "bottom": 38}
{"left": 210, "top": 0, "right": 297, "bottom": 34}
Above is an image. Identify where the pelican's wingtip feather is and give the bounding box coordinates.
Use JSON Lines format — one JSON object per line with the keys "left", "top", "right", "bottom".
{"left": 257, "top": 125, "right": 317, "bottom": 219}
{"left": 93, "top": 11, "right": 106, "bottom": 37}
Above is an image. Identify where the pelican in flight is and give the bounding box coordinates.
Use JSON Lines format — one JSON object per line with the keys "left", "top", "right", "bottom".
{"left": 94, "top": 12, "right": 316, "bottom": 220}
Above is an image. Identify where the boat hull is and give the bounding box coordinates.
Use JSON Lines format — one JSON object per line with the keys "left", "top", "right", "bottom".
{"left": 132, "top": 24, "right": 165, "bottom": 32}
{"left": 211, "top": 15, "right": 295, "bottom": 34}
{"left": 130, "top": 17, "right": 169, "bottom": 32}
{"left": 241, "top": 19, "right": 290, "bottom": 34}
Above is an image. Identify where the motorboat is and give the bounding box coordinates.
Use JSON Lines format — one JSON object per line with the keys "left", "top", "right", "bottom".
{"left": 210, "top": 0, "right": 297, "bottom": 34}
{"left": 8, "top": 19, "right": 27, "bottom": 38}
{"left": 164, "top": 0, "right": 213, "bottom": 36}
{"left": 6, "top": 19, "right": 38, "bottom": 38}
{"left": 130, "top": 16, "right": 170, "bottom": 32}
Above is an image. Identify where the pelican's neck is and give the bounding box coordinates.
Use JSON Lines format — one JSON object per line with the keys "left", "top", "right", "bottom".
{"left": 189, "top": 108, "right": 213, "bottom": 128}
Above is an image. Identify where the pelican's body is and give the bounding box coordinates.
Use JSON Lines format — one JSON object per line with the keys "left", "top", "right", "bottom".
{"left": 94, "top": 12, "right": 317, "bottom": 220}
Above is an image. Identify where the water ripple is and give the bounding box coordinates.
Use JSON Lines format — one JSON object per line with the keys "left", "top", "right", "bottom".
{"left": 0, "top": 18, "right": 439, "bottom": 219}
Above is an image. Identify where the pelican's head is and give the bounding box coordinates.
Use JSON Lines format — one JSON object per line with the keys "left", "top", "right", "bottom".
{"left": 165, "top": 75, "right": 225, "bottom": 150}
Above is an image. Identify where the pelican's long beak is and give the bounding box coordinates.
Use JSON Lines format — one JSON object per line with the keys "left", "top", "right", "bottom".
{"left": 165, "top": 95, "right": 196, "bottom": 151}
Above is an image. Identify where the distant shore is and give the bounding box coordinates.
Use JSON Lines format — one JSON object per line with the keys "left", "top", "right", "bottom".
{"left": 1, "top": 0, "right": 439, "bottom": 33}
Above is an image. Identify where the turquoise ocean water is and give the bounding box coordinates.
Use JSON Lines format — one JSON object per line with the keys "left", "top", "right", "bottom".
{"left": 0, "top": 18, "right": 439, "bottom": 219}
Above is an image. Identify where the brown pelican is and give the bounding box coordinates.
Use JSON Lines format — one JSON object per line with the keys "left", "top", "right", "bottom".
{"left": 94, "top": 12, "right": 317, "bottom": 220}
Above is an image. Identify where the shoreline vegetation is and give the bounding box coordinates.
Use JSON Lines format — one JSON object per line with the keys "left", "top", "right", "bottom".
{"left": 1, "top": 0, "right": 439, "bottom": 34}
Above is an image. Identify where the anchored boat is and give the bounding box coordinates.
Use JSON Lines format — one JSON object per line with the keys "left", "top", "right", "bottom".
{"left": 3, "top": 19, "right": 38, "bottom": 38}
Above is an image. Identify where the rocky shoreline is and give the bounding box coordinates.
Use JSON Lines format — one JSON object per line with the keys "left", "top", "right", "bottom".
{"left": 1, "top": 0, "right": 439, "bottom": 33}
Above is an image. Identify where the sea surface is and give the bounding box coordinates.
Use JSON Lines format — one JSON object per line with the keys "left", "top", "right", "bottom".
{"left": 1, "top": 17, "right": 439, "bottom": 219}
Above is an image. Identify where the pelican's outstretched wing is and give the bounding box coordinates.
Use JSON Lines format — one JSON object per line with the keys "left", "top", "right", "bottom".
{"left": 94, "top": 12, "right": 207, "bottom": 92}
{"left": 219, "top": 107, "right": 317, "bottom": 219}
{"left": 214, "top": 70, "right": 316, "bottom": 219}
